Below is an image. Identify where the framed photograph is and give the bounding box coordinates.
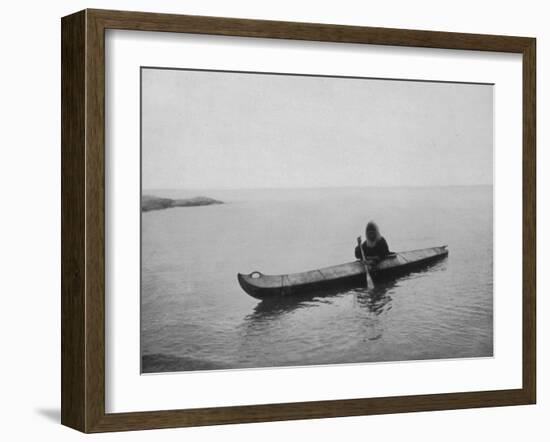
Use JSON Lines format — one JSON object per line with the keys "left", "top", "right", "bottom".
{"left": 61, "top": 9, "right": 536, "bottom": 432}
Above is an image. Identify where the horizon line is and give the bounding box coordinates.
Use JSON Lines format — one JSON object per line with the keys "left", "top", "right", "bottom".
{"left": 142, "top": 183, "right": 493, "bottom": 192}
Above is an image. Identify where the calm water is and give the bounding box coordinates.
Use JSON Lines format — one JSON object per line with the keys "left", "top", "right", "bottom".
{"left": 141, "top": 186, "right": 493, "bottom": 373}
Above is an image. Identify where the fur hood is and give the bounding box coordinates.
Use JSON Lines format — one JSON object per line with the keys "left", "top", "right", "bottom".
{"left": 365, "top": 221, "right": 381, "bottom": 247}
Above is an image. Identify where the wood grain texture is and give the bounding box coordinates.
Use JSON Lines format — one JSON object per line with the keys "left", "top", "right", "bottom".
{"left": 90, "top": 389, "right": 531, "bottom": 432}
{"left": 85, "top": 9, "right": 107, "bottom": 432}
{"left": 522, "top": 38, "right": 536, "bottom": 403}
{"left": 60, "top": 8, "right": 537, "bottom": 433}
{"left": 61, "top": 10, "right": 86, "bottom": 431}
{"left": 89, "top": 8, "right": 532, "bottom": 52}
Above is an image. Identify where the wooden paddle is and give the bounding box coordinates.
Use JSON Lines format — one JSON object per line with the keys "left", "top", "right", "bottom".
{"left": 357, "top": 236, "right": 374, "bottom": 288}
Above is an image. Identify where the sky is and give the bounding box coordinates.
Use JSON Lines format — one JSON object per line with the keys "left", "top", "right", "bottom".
{"left": 141, "top": 68, "right": 493, "bottom": 190}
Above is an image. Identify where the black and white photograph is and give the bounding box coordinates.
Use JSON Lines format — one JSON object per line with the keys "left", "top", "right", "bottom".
{"left": 140, "top": 67, "right": 493, "bottom": 374}
{"left": 1, "top": 0, "right": 543, "bottom": 437}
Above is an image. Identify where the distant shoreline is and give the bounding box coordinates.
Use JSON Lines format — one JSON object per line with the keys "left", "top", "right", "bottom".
{"left": 142, "top": 195, "right": 223, "bottom": 212}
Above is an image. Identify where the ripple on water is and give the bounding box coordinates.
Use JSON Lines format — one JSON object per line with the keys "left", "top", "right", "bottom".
{"left": 141, "top": 186, "right": 493, "bottom": 372}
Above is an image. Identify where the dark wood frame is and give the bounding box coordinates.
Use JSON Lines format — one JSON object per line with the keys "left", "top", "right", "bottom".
{"left": 61, "top": 8, "right": 536, "bottom": 433}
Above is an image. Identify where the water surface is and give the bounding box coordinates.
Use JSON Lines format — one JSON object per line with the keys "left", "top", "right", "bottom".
{"left": 141, "top": 186, "right": 493, "bottom": 373}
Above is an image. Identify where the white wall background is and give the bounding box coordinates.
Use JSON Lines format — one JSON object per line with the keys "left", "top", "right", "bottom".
{"left": 0, "top": 0, "right": 546, "bottom": 440}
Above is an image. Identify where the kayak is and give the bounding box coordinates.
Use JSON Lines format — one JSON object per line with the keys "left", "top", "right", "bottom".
{"left": 237, "top": 245, "right": 448, "bottom": 300}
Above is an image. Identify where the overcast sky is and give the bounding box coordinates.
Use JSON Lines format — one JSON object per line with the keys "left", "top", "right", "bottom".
{"left": 141, "top": 68, "right": 493, "bottom": 190}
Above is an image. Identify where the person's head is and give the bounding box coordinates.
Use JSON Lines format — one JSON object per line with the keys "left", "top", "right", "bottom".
{"left": 365, "top": 221, "right": 381, "bottom": 244}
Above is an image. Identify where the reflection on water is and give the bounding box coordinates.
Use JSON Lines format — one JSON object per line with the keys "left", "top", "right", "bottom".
{"left": 242, "top": 261, "right": 450, "bottom": 344}
{"left": 245, "top": 279, "right": 395, "bottom": 331}
{"left": 353, "top": 283, "right": 394, "bottom": 341}
{"left": 141, "top": 186, "right": 493, "bottom": 373}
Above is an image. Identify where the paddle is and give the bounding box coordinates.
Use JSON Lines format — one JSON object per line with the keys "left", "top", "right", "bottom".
{"left": 357, "top": 236, "right": 374, "bottom": 288}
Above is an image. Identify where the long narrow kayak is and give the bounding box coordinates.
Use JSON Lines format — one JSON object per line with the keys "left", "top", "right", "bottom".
{"left": 238, "top": 246, "right": 448, "bottom": 300}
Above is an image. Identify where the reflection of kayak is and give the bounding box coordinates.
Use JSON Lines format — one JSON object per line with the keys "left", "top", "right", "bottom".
{"left": 238, "top": 246, "right": 448, "bottom": 300}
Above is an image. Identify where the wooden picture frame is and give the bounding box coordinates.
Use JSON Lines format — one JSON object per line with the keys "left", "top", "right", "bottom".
{"left": 61, "top": 9, "right": 536, "bottom": 433}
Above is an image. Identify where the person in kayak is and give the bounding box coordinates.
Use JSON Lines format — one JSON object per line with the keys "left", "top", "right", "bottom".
{"left": 355, "top": 221, "right": 390, "bottom": 261}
